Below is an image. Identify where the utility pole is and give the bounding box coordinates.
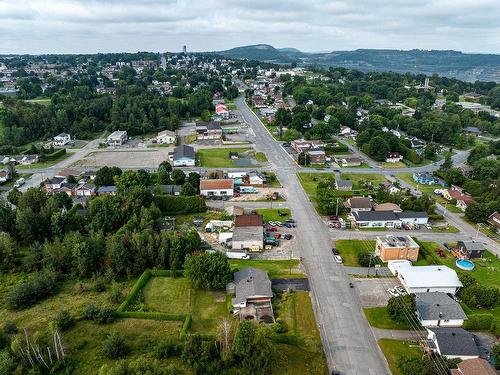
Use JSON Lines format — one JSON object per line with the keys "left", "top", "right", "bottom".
{"left": 335, "top": 198, "right": 339, "bottom": 217}
{"left": 475, "top": 223, "right": 481, "bottom": 240}
{"left": 289, "top": 249, "right": 292, "bottom": 276}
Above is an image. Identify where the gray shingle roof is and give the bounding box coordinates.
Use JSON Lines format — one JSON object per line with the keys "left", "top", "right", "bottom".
{"left": 173, "top": 145, "right": 195, "bottom": 160}
{"left": 232, "top": 267, "right": 272, "bottom": 305}
{"left": 416, "top": 292, "right": 467, "bottom": 321}
{"left": 458, "top": 241, "right": 484, "bottom": 251}
{"left": 429, "top": 327, "right": 479, "bottom": 357}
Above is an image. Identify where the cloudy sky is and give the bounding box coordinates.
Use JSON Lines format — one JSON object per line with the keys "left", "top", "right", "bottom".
{"left": 1, "top": 0, "right": 499, "bottom": 54}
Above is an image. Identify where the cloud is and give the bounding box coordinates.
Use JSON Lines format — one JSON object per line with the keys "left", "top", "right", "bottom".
{"left": 0, "top": 0, "right": 499, "bottom": 54}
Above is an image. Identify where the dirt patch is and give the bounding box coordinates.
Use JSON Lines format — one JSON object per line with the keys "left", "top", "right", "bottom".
{"left": 72, "top": 149, "right": 173, "bottom": 169}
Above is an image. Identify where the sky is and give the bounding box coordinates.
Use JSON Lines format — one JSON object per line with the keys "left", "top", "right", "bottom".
{"left": 1, "top": 0, "right": 500, "bottom": 54}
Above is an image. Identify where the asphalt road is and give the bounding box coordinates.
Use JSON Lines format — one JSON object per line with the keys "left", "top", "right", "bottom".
{"left": 236, "top": 96, "right": 391, "bottom": 374}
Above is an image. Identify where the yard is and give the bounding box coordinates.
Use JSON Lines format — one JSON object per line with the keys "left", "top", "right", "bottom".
{"left": 197, "top": 147, "right": 262, "bottom": 168}
{"left": 364, "top": 307, "right": 413, "bottom": 330}
{"left": 340, "top": 173, "right": 387, "bottom": 190}
{"left": 229, "top": 259, "right": 304, "bottom": 279}
{"left": 335, "top": 240, "right": 376, "bottom": 267}
{"left": 16, "top": 152, "right": 75, "bottom": 169}
{"left": 395, "top": 173, "right": 437, "bottom": 194}
{"left": 255, "top": 151, "right": 268, "bottom": 162}
{"left": 378, "top": 339, "right": 422, "bottom": 375}
{"left": 1, "top": 173, "right": 33, "bottom": 187}
{"left": 296, "top": 172, "right": 332, "bottom": 198}
{"left": 255, "top": 208, "right": 291, "bottom": 222}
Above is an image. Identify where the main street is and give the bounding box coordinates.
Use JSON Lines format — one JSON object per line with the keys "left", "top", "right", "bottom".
{"left": 236, "top": 96, "right": 391, "bottom": 374}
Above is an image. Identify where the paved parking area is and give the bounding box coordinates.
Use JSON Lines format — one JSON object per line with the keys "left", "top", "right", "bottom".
{"left": 351, "top": 277, "right": 401, "bottom": 307}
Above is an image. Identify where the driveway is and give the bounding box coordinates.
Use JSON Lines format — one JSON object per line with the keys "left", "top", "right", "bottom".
{"left": 351, "top": 277, "right": 398, "bottom": 307}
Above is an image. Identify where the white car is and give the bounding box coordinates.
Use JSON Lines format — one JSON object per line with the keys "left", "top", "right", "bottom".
{"left": 387, "top": 288, "right": 400, "bottom": 297}
{"left": 394, "top": 286, "right": 407, "bottom": 295}
{"left": 334, "top": 255, "right": 343, "bottom": 264}
{"left": 425, "top": 224, "right": 432, "bottom": 230}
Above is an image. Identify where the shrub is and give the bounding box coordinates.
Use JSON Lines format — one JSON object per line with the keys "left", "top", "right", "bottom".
{"left": 387, "top": 295, "right": 416, "bottom": 323}
{"left": 82, "top": 303, "right": 100, "bottom": 320}
{"left": 357, "top": 251, "right": 373, "bottom": 267}
{"left": 82, "top": 303, "right": 116, "bottom": 324}
{"left": 0, "top": 332, "right": 10, "bottom": 350}
{"left": 117, "top": 269, "right": 152, "bottom": 312}
{"left": 108, "top": 283, "right": 124, "bottom": 304}
{"left": 184, "top": 252, "right": 232, "bottom": 289}
{"left": 90, "top": 276, "right": 107, "bottom": 292}
{"left": 102, "top": 332, "right": 128, "bottom": 359}
{"left": 461, "top": 284, "right": 500, "bottom": 309}
{"left": 3, "top": 321, "right": 17, "bottom": 334}
{"left": 55, "top": 310, "right": 75, "bottom": 331}
{"left": 155, "top": 339, "right": 184, "bottom": 359}
{"left": 153, "top": 195, "right": 206, "bottom": 215}
{"left": 271, "top": 320, "right": 288, "bottom": 334}
{"left": 5, "top": 270, "right": 60, "bottom": 310}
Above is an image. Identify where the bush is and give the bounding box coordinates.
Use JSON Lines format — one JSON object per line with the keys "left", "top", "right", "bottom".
{"left": 428, "top": 214, "right": 444, "bottom": 221}
{"left": 463, "top": 314, "right": 493, "bottom": 331}
{"left": 357, "top": 251, "right": 373, "bottom": 267}
{"left": 461, "top": 284, "right": 500, "bottom": 309}
{"left": 153, "top": 195, "right": 206, "bottom": 215}
{"left": 155, "top": 339, "right": 184, "bottom": 359}
{"left": 0, "top": 332, "right": 10, "bottom": 350}
{"left": 102, "top": 332, "right": 128, "bottom": 359}
{"left": 271, "top": 320, "right": 288, "bottom": 334}
{"left": 82, "top": 303, "right": 116, "bottom": 324}
{"left": 184, "top": 252, "right": 232, "bottom": 289}
{"left": 108, "top": 283, "right": 124, "bottom": 304}
{"left": 3, "top": 321, "right": 17, "bottom": 334}
{"left": 5, "top": 270, "right": 60, "bottom": 310}
{"left": 55, "top": 310, "right": 75, "bottom": 331}
{"left": 91, "top": 276, "right": 107, "bottom": 292}
{"left": 117, "top": 269, "right": 152, "bottom": 312}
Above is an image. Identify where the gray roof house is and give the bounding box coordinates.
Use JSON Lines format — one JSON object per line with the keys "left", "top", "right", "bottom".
{"left": 416, "top": 292, "right": 467, "bottom": 327}
{"left": 335, "top": 177, "right": 352, "bottom": 191}
{"left": 231, "top": 267, "right": 274, "bottom": 323}
{"left": 169, "top": 145, "right": 195, "bottom": 166}
{"left": 426, "top": 327, "right": 479, "bottom": 360}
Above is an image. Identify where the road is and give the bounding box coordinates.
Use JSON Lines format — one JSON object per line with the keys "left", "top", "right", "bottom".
{"left": 236, "top": 96, "right": 391, "bottom": 374}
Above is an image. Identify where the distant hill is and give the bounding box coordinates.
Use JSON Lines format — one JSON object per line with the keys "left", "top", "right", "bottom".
{"left": 213, "top": 45, "right": 500, "bottom": 82}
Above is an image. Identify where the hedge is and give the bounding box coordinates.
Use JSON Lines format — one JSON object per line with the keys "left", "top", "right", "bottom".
{"left": 117, "top": 269, "right": 153, "bottom": 312}
{"left": 150, "top": 269, "right": 184, "bottom": 277}
{"left": 179, "top": 314, "right": 192, "bottom": 339}
{"left": 464, "top": 314, "right": 493, "bottom": 331}
{"left": 117, "top": 311, "right": 186, "bottom": 321}
{"left": 154, "top": 195, "right": 207, "bottom": 215}
{"left": 325, "top": 144, "right": 349, "bottom": 154}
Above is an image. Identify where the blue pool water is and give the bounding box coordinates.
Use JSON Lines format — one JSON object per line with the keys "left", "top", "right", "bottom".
{"left": 456, "top": 259, "right": 475, "bottom": 271}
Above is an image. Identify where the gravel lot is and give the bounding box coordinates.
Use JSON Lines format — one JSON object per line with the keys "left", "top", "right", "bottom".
{"left": 73, "top": 149, "right": 172, "bottom": 169}
{"left": 352, "top": 277, "right": 401, "bottom": 307}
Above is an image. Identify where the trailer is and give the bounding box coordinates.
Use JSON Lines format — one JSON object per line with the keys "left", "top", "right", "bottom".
{"left": 226, "top": 251, "right": 250, "bottom": 260}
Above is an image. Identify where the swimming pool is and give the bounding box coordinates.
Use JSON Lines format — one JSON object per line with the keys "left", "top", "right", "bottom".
{"left": 456, "top": 259, "right": 475, "bottom": 271}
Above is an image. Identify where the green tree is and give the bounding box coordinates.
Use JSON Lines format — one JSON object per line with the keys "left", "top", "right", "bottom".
{"left": 171, "top": 169, "right": 186, "bottom": 185}
{"left": 6, "top": 188, "right": 22, "bottom": 206}
{"left": 181, "top": 182, "right": 196, "bottom": 196}
{"left": 387, "top": 295, "right": 415, "bottom": 323}
{"left": 102, "top": 332, "right": 129, "bottom": 359}
{"left": 184, "top": 252, "right": 232, "bottom": 289}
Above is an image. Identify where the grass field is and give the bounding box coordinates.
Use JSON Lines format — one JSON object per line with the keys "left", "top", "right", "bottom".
{"left": 25, "top": 98, "right": 51, "bottom": 106}
{"left": 255, "top": 208, "right": 291, "bottom": 222}
{"left": 431, "top": 226, "right": 460, "bottom": 233}
{"left": 340, "top": 173, "right": 387, "bottom": 189}
{"left": 255, "top": 151, "right": 268, "bottom": 162}
{"left": 364, "top": 307, "right": 413, "bottom": 330}
{"left": 378, "top": 339, "right": 422, "bottom": 375}
{"left": 340, "top": 162, "right": 371, "bottom": 168}
{"left": 197, "top": 147, "right": 257, "bottom": 168}
{"left": 296, "top": 172, "right": 333, "bottom": 198}
{"left": 335, "top": 240, "right": 376, "bottom": 267}
{"left": 395, "top": 173, "right": 437, "bottom": 194}
{"left": 381, "top": 162, "right": 406, "bottom": 169}
{"left": 263, "top": 171, "right": 282, "bottom": 188}
{"left": 229, "top": 259, "right": 304, "bottom": 278}
{"left": 16, "top": 152, "right": 75, "bottom": 169}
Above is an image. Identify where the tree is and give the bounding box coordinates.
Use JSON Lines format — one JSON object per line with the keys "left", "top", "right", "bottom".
{"left": 472, "top": 158, "right": 500, "bottom": 180}
{"left": 387, "top": 295, "right": 415, "bottom": 323}
{"left": 0, "top": 233, "right": 17, "bottom": 271}
{"left": 297, "top": 152, "right": 309, "bottom": 166}
{"left": 171, "top": 169, "right": 186, "bottom": 185}
{"left": 465, "top": 202, "right": 491, "bottom": 223}
{"left": 6, "top": 188, "right": 22, "bottom": 206}
{"left": 274, "top": 108, "right": 292, "bottom": 139}
{"left": 95, "top": 166, "right": 123, "bottom": 187}
{"left": 368, "top": 136, "right": 390, "bottom": 161}
{"left": 187, "top": 172, "right": 200, "bottom": 193}
{"left": 444, "top": 167, "right": 465, "bottom": 186}
{"left": 102, "top": 332, "right": 129, "bottom": 359}
{"left": 440, "top": 153, "right": 453, "bottom": 171}
{"left": 184, "top": 252, "right": 232, "bottom": 289}
{"left": 181, "top": 182, "right": 196, "bottom": 196}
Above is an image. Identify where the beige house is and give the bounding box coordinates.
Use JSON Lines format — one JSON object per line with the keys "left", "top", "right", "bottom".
{"left": 375, "top": 235, "right": 419, "bottom": 262}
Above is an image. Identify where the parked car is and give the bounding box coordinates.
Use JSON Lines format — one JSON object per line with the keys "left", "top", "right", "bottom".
{"left": 425, "top": 224, "right": 432, "bottom": 230}
{"left": 402, "top": 223, "right": 410, "bottom": 230}
{"left": 285, "top": 218, "right": 296, "bottom": 223}
{"left": 274, "top": 233, "right": 281, "bottom": 239}
{"left": 275, "top": 221, "right": 283, "bottom": 227}
{"left": 328, "top": 215, "right": 338, "bottom": 221}
{"left": 329, "top": 222, "right": 340, "bottom": 228}
{"left": 284, "top": 234, "right": 293, "bottom": 240}
{"left": 271, "top": 192, "right": 280, "bottom": 200}
{"left": 334, "top": 255, "right": 343, "bottom": 264}
{"left": 284, "top": 222, "right": 295, "bottom": 228}
{"left": 268, "top": 221, "right": 276, "bottom": 226}
{"left": 331, "top": 248, "right": 339, "bottom": 255}
{"left": 387, "top": 288, "right": 399, "bottom": 297}
{"left": 395, "top": 286, "right": 407, "bottom": 295}
{"left": 282, "top": 142, "right": 291, "bottom": 147}
{"left": 278, "top": 211, "right": 288, "bottom": 217}
{"left": 267, "top": 227, "right": 277, "bottom": 232}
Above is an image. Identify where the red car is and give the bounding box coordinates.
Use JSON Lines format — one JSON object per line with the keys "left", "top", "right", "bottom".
{"left": 267, "top": 227, "right": 277, "bottom": 232}
{"left": 274, "top": 233, "right": 281, "bottom": 239}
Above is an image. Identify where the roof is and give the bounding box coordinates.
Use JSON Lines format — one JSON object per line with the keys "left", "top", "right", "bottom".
{"left": 397, "top": 211, "right": 428, "bottom": 219}
{"left": 377, "top": 235, "right": 419, "bottom": 249}
{"left": 55, "top": 133, "right": 70, "bottom": 138}
{"left": 353, "top": 211, "right": 398, "bottom": 222}
{"left": 108, "top": 130, "right": 127, "bottom": 139}
{"left": 487, "top": 211, "right": 500, "bottom": 228}
{"left": 46, "top": 176, "right": 66, "bottom": 185}
{"left": 56, "top": 168, "right": 81, "bottom": 177}
{"left": 158, "top": 129, "right": 175, "bottom": 137}
{"left": 387, "top": 152, "right": 401, "bottom": 158}
{"left": 415, "top": 292, "right": 467, "bottom": 321}
{"left": 232, "top": 226, "right": 264, "bottom": 243}
{"left": 374, "top": 203, "right": 402, "bottom": 212}
{"left": 449, "top": 190, "right": 475, "bottom": 204}
{"left": 457, "top": 241, "right": 485, "bottom": 251}
{"left": 234, "top": 214, "right": 263, "bottom": 227}
{"left": 232, "top": 267, "right": 272, "bottom": 305}
{"left": 347, "top": 197, "right": 372, "bottom": 209}
{"left": 428, "top": 327, "right": 479, "bottom": 357}
{"left": 399, "top": 266, "right": 462, "bottom": 289}
{"left": 463, "top": 126, "right": 481, "bottom": 133}
{"left": 97, "top": 185, "right": 117, "bottom": 193}
{"left": 0, "top": 170, "right": 8, "bottom": 177}
{"left": 456, "top": 358, "right": 496, "bottom": 375}
{"left": 172, "top": 145, "right": 195, "bottom": 160}
{"left": 200, "top": 178, "right": 234, "bottom": 190}
{"left": 335, "top": 178, "right": 352, "bottom": 189}
{"left": 76, "top": 183, "right": 96, "bottom": 191}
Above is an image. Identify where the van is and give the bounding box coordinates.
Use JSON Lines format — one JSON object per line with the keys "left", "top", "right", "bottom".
{"left": 14, "top": 178, "right": 25, "bottom": 188}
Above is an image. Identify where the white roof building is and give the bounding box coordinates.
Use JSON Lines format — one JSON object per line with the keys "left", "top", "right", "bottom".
{"left": 396, "top": 265, "right": 463, "bottom": 295}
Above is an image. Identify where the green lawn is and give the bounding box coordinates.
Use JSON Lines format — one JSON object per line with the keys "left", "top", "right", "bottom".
{"left": 255, "top": 151, "right": 268, "bottom": 162}
{"left": 340, "top": 173, "right": 387, "bottom": 189}
{"left": 378, "top": 339, "right": 423, "bottom": 375}
{"left": 296, "top": 172, "right": 333, "bottom": 198}
{"left": 184, "top": 133, "right": 197, "bottom": 144}
{"left": 17, "top": 152, "right": 75, "bottom": 169}
{"left": 431, "top": 226, "right": 460, "bottom": 233}
{"left": 435, "top": 196, "right": 463, "bottom": 213}
{"left": 197, "top": 147, "right": 258, "bottom": 168}
{"left": 229, "top": 259, "right": 304, "bottom": 279}
{"left": 255, "top": 208, "right": 291, "bottom": 222}
{"left": 173, "top": 211, "right": 227, "bottom": 228}
{"left": 335, "top": 240, "right": 376, "bottom": 267}
{"left": 25, "top": 98, "right": 51, "bottom": 106}
{"left": 263, "top": 172, "right": 282, "bottom": 188}
{"left": 395, "top": 173, "right": 438, "bottom": 194}
{"left": 364, "top": 307, "right": 414, "bottom": 330}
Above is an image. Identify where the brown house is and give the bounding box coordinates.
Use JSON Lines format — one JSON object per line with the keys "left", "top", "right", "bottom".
{"left": 375, "top": 235, "right": 419, "bottom": 262}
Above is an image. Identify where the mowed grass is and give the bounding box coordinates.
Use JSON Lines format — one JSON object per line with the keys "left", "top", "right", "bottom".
{"left": 364, "top": 307, "right": 413, "bottom": 330}
{"left": 378, "top": 339, "right": 422, "bottom": 375}
{"left": 274, "top": 291, "right": 328, "bottom": 375}
{"left": 16, "top": 152, "right": 75, "bottom": 169}
{"left": 296, "top": 172, "right": 332, "bottom": 198}
{"left": 142, "top": 276, "right": 229, "bottom": 335}
{"left": 340, "top": 173, "right": 387, "bottom": 189}
{"left": 255, "top": 151, "right": 268, "bottom": 162}
{"left": 229, "top": 259, "right": 304, "bottom": 279}
{"left": 197, "top": 147, "right": 254, "bottom": 167}
{"left": 255, "top": 208, "right": 291, "bottom": 222}
{"left": 335, "top": 240, "right": 376, "bottom": 267}
{"left": 395, "top": 173, "right": 438, "bottom": 194}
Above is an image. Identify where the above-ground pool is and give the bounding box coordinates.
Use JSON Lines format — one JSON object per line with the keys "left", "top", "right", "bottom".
{"left": 456, "top": 259, "right": 475, "bottom": 271}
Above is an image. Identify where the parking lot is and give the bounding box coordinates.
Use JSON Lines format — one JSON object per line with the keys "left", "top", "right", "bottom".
{"left": 352, "top": 277, "right": 402, "bottom": 307}
{"left": 73, "top": 148, "right": 172, "bottom": 169}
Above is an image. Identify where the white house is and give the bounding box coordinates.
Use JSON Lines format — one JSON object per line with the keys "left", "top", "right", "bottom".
{"left": 415, "top": 292, "right": 467, "bottom": 327}
{"left": 426, "top": 328, "right": 479, "bottom": 360}
{"left": 107, "top": 130, "right": 128, "bottom": 146}
{"left": 75, "top": 183, "right": 96, "bottom": 197}
{"left": 385, "top": 152, "right": 403, "bottom": 163}
{"left": 157, "top": 130, "right": 176, "bottom": 144}
{"left": 199, "top": 179, "right": 234, "bottom": 197}
{"left": 396, "top": 264, "right": 462, "bottom": 295}
{"left": 0, "top": 170, "right": 9, "bottom": 183}
{"left": 53, "top": 133, "right": 71, "bottom": 146}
